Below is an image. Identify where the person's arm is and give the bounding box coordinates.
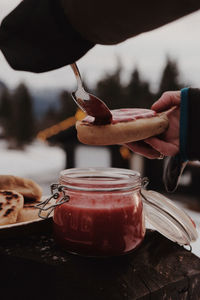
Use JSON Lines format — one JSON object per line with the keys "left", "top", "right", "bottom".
{"left": 0, "top": 0, "right": 94, "bottom": 73}
{"left": 127, "top": 88, "right": 200, "bottom": 161}
{"left": 0, "top": 0, "right": 200, "bottom": 73}
{"left": 127, "top": 88, "right": 200, "bottom": 191}
{"left": 61, "top": 0, "right": 200, "bottom": 45}
{"left": 164, "top": 88, "right": 200, "bottom": 192}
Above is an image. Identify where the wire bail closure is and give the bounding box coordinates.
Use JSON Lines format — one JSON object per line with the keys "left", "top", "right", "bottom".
{"left": 35, "top": 183, "right": 70, "bottom": 220}
{"left": 141, "top": 177, "right": 149, "bottom": 189}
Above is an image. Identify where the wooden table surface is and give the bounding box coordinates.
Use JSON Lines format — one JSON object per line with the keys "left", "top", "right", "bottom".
{"left": 0, "top": 221, "right": 200, "bottom": 300}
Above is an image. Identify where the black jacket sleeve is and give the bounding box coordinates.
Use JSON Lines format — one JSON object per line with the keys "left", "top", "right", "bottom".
{"left": 61, "top": 0, "right": 200, "bottom": 45}
{"left": 0, "top": 0, "right": 200, "bottom": 73}
{"left": 0, "top": 0, "right": 94, "bottom": 73}
{"left": 186, "top": 88, "right": 200, "bottom": 161}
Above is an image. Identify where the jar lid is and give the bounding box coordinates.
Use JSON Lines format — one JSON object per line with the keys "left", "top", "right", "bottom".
{"left": 141, "top": 189, "right": 198, "bottom": 245}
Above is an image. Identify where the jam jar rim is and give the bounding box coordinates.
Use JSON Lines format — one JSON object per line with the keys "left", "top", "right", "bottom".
{"left": 59, "top": 167, "right": 142, "bottom": 192}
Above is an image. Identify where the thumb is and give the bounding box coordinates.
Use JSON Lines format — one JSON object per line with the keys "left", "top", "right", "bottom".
{"left": 151, "top": 91, "right": 181, "bottom": 112}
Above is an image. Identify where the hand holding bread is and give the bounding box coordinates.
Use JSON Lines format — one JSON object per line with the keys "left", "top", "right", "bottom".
{"left": 125, "top": 92, "right": 180, "bottom": 159}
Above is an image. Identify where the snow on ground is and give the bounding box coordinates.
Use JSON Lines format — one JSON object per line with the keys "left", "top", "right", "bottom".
{"left": 0, "top": 140, "right": 66, "bottom": 194}
{"left": 0, "top": 139, "right": 199, "bottom": 258}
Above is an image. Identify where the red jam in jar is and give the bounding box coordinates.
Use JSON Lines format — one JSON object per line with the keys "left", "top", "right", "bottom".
{"left": 53, "top": 168, "right": 145, "bottom": 257}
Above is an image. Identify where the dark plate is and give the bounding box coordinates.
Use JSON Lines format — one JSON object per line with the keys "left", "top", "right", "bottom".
{"left": 0, "top": 217, "right": 53, "bottom": 239}
{"left": 0, "top": 196, "right": 53, "bottom": 239}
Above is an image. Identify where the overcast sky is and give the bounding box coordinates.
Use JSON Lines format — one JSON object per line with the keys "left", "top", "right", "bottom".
{"left": 0, "top": 0, "right": 200, "bottom": 93}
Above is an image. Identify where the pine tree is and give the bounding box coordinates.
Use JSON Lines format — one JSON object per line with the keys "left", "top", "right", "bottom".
{"left": 95, "top": 62, "right": 125, "bottom": 110}
{"left": 0, "top": 88, "right": 13, "bottom": 138}
{"left": 12, "top": 83, "right": 35, "bottom": 148}
{"left": 125, "top": 68, "right": 154, "bottom": 108}
{"left": 158, "top": 58, "right": 183, "bottom": 96}
{"left": 0, "top": 87, "right": 11, "bottom": 120}
{"left": 41, "top": 106, "right": 59, "bottom": 129}
{"left": 58, "top": 90, "right": 77, "bottom": 120}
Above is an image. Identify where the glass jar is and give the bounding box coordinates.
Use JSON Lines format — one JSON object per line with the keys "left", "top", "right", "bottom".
{"left": 53, "top": 168, "right": 145, "bottom": 257}
{"left": 37, "top": 167, "right": 198, "bottom": 257}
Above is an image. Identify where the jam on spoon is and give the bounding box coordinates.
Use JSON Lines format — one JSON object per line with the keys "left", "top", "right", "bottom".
{"left": 71, "top": 63, "right": 112, "bottom": 125}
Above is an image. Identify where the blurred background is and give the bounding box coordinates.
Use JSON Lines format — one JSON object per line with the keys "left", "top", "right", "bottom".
{"left": 0, "top": 1, "right": 200, "bottom": 253}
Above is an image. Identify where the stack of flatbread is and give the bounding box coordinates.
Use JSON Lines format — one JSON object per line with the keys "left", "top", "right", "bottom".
{"left": 0, "top": 175, "right": 43, "bottom": 226}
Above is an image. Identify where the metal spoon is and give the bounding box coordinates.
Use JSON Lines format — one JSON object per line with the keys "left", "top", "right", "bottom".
{"left": 71, "top": 63, "right": 112, "bottom": 125}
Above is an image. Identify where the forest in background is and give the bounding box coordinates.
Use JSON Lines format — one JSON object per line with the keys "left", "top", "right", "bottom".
{"left": 0, "top": 57, "right": 187, "bottom": 149}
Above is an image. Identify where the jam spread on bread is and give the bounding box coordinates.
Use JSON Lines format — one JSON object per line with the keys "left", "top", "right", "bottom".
{"left": 83, "top": 108, "right": 156, "bottom": 125}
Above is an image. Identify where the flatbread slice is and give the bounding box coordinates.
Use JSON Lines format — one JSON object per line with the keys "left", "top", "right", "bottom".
{"left": 17, "top": 198, "right": 53, "bottom": 223}
{"left": 0, "top": 190, "right": 24, "bottom": 226}
{"left": 0, "top": 175, "right": 42, "bottom": 201}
